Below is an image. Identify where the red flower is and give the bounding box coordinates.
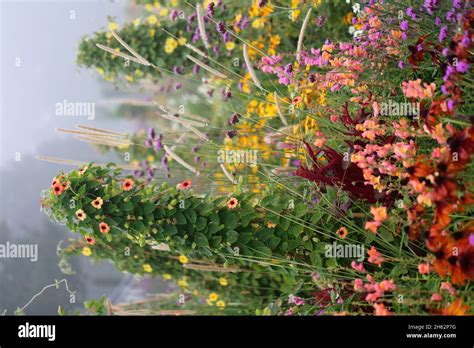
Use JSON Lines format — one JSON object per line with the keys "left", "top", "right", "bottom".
{"left": 178, "top": 180, "right": 192, "bottom": 190}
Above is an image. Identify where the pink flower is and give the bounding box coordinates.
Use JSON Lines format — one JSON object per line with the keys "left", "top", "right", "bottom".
{"left": 354, "top": 279, "right": 365, "bottom": 292}
{"left": 440, "top": 282, "right": 456, "bottom": 296}
{"left": 418, "top": 263, "right": 432, "bottom": 274}
{"left": 351, "top": 261, "right": 366, "bottom": 273}
{"left": 430, "top": 293, "right": 443, "bottom": 302}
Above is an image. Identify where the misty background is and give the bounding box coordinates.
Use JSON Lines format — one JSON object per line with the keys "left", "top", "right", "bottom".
{"left": 0, "top": 0, "right": 164, "bottom": 314}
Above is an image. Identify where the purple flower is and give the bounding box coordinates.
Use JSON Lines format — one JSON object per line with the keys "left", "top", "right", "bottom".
{"left": 438, "top": 26, "right": 447, "bottom": 42}
{"left": 221, "top": 88, "right": 232, "bottom": 101}
{"left": 456, "top": 60, "right": 469, "bottom": 73}
{"left": 258, "top": 0, "right": 267, "bottom": 7}
{"left": 461, "top": 33, "right": 470, "bottom": 47}
{"left": 401, "top": 32, "right": 408, "bottom": 40}
{"left": 315, "top": 15, "right": 326, "bottom": 27}
{"left": 284, "top": 63, "right": 293, "bottom": 75}
{"left": 469, "top": 233, "right": 474, "bottom": 246}
{"left": 216, "top": 21, "right": 226, "bottom": 35}
{"left": 175, "top": 82, "right": 182, "bottom": 90}
{"left": 229, "top": 112, "right": 241, "bottom": 125}
{"left": 145, "top": 139, "right": 152, "bottom": 148}
{"left": 308, "top": 73, "right": 316, "bottom": 83}
{"left": 400, "top": 20, "right": 408, "bottom": 31}
{"left": 223, "top": 31, "right": 231, "bottom": 43}
{"left": 206, "top": 2, "right": 215, "bottom": 17}
{"left": 447, "top": 99, "right": 454, "bottom": 111}
{"left": 148, "top": 128, "right": 155, "bottom": 140}
{"left": 192, "top": 64, "right": 200, "bottom": 75}
{"left": 225, "top": 130, "right": 237, "bottom": 138}
{"left": 441, "top": 84, "right": 449, "bottom": 95}
{"left": 446, "top": 10, "right": 455, "bottom": 22}
{"left": 194, "top": 156, "right": 200, "bottom": 163}
{"left": 398, "top": 60, "right": 404, "bottom": 69}
{"left": 406, "top": 7, "right": 416, "bottom": 20}
{"left": 435, "top": 17, "right": 442, "bottom": 26}
{"left": 153, "top": 140, "right": 162, "bottom": 151}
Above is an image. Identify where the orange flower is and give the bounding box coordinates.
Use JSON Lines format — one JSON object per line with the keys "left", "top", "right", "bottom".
{"left": 374, "top": 303, "right": 391, "bottom": 316}
{"left": 122, "top": 178, "right": 134, "bottom": 191}
{"left": 441, "top": 298, "right": 469, "bottom": 316}
{"left": 85, "top": 234, "right": 96, "bottom": 245}
{"left": 52, "top": 183, "right": 64, "bottom": 196}
{"left": 227, "top": 197, "right": 239, "bottom": 209}
{"left": 370, "top": 206, "right": 387, "bottom": 222}
{"left": 75, "top": 209, "right": 86, "bottom": 221}
{"left": 364, "top": 221, "right": 381, "bottom": 234}
{"left": 177, "top": 180, "right": 192, "bottom": 190}
{"left": 91, "top": 197, "right": 104, "bottom": 209}
{"left": 336, "top": 227, "right": 348, "bottom": 239}
{"left": 99, "top": 222, "right": 110, "bottom": 234}
{"left": 368, "top": 246, "right": 384, "bottom": 267}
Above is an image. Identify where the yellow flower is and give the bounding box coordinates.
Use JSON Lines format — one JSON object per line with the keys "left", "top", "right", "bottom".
{"left": 216, "top": 300, "right": 226, "bottom": 309}
{"left": 149, "top": 28, "right": 156, "bottom": 38}
{"left": 252, "top": 18, "right": 264, "bottom": 29}
{"left": 133, "top": 18, "right": 141, "bottom": 27}
{"left": 225, "top": 41, "right": 236, "bottom": 51}
{"left": 108, "top": 22, "right": 118, "bottom": 31}
{"left": 164, "top": 37, "right": 178, "bottom": 54}
{"left": 208, "top": 292, "right": 219, "bottom": 302}
{"left": 81, "top": 247, "right": 92, "bottom": 257}
{"left": 270, "top": 34, "right": 281, "bottom": 47}
{"left": 143, "top": 264, "right": 153, "bottom": 273}
{"left": 148, "top": 15, "right": 158, "bottom": 25}
{"left": 178, "top": 255, "right": 189, "bottom": 264}
{"left": 154, "top": 1, "right": 161, "bottom": 8}
{"left": 170, "top": 0, "right": 178, "bottom": 6}
{"left": 159, "top": 8, "right": 169, "bottom": 17}
{"left": 125, "top": 75, "right": 134, "bottom": 83}
{"left": 162, "top": 273, "right": 172, "bottom": 280}
{"left": 219, "top": 278, "right": 228, "bottom": 286}
{"left": 178, "top": 278, "right": 188, "bottom": 288}
{"left": 96, "top": 67, "right": 105, "bottom": 76}
{"left": 145, "top": 3, "right": 153, "bottom": 12}
{"left": 178, "top": 37, "right": 187, "bottom": 45}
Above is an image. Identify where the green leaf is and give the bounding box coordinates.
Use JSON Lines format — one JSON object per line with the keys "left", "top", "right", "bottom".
{"left": 209, "top": 213, "right": 220, "bottom": 225}
{"left": 196, "top": 217, "right": 207, "bottom": 231}
{"left": 175, "top": 211, "right": 186, "bottom": 225}
{"left": 164, "top": 224, "right": 178, "bottom": 236}
{"left": 294, "top": 204, "right": 308, "bottom": 217}
{"left": 225, "top": 214, "right": 238, "bottom": 229}
{"left": 185, "top": 210, "right": 197, "bottom": 224}
{"left": 143, "top": 203, "right": 156, "bottom": 214}
{"left": 120, "top": 201, "right": 134, "bottom": 211}
{"left": 194, "top": 233, "right": 209, "bottom": 247}
{"left": 226, "top": 230, "right": 239, "bottom": 243}
{"left": 237, "top": 232, "right": 252, "bottom": 244}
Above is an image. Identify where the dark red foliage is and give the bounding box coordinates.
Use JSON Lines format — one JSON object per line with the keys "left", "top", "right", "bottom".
{"left": 296, "top": 141, "right": 380, "bottom": 203}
